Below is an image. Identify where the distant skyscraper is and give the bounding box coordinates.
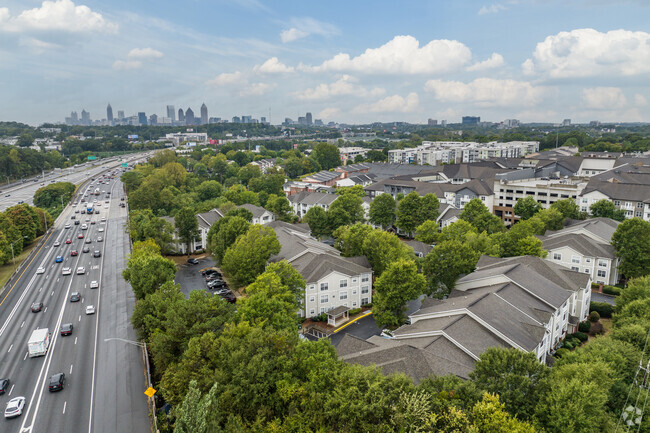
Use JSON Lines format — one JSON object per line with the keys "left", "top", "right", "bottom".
{"left": 462, "top": 116, "right": 480, "bottom": 125}
{"left": 71, "top": 111, "right": 78, "bottom": 123}
{"left": 306, "top": 112, "right": 313, "bottom": 125}
{"left": 178, "top": 108, "right": 185, "bottom": 123}
{"left": 232, "top": 116, "right": 241, "bottom": 123}
{"left": 241, "top": 115, "right": 252, "bottom": 123}
{"left": 138, "top": 112, "right": 147, "bottom": 125}
{"left": 185, "top": 107, "right": 195, "bottom": 125}
{"left": 81, "top": 109, "right": 91, "bottom": 125}
{"left": 107, "top": 103, "right": 113, "bottom": 123}
{"left": 166, "top": 105, "right": 176, "bottom": 122}
{"left": 149, "top": 114, "right": 158, "bottom": 125}
{"left": 428, "top": 118, "right": 437, "bottom": 125}
{"left": 117, "top": 110, "right": 125, "bottom": 119}
{"left": 562, "top": 119, "right": 571, "bottom": 127}
{"left": 298, "top": 116, "right": 306, "bottom": 125}
{"left": 260, "top": 117, "right": 266, "bottom": 124}
{"left": 200, "top": 103, "right": 208, "bottom": 125}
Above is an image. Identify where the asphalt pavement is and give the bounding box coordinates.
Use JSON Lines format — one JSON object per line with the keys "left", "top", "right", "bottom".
{"left": 0, "top": 167, "right": 149, "bottom": 432}
{"left": 175, "top": 256, "right": 217, "bottom": 298}
{"left": 591, "top": 291, "right": 616, "bottom": 306}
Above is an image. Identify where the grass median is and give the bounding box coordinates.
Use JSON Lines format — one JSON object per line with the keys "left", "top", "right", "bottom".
{"left": 0, "top": 237, "right": 42, "bottom": 289}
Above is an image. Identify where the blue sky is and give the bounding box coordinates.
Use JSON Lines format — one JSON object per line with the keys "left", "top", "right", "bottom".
{"left": 0, "top": 0, "right": 649, "bottom": 125}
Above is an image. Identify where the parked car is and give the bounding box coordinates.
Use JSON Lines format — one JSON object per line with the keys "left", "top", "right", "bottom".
{"left": 202, "top": 269, "right": 221, "bottom": 277}
{"left": 187, "top": 258, "right": 199, "bottom": 265}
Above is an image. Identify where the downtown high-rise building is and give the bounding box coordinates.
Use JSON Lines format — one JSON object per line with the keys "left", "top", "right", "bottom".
{"left": 167, "top": 105, "right": 176, "bottom": 122}
{"left": 200, "top": 103, "right": 208, "bottom": 125}
{"left": 178, "top": 108, "right": 185, "bottom": 123}
{"left": 81, "top": 109, "right": 91, "bottom": 125}
{"left": 306, "top": 112, "right": 313, "bottom": 125}
{"left": 138, "top": 112, "right": 147, "bottom": 125}
{"left": 107, "top": 103, "right": 113, "bottom": 123}
{"left": 117, "top": 110, "right": 125, "bottom": 119}
{"left": 185, "top": 107, "right": 195, "bottom": 125}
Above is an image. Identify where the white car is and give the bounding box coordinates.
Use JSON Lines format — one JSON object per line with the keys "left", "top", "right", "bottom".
{"left": 62, "top": 267, "right": 72, "bottom": 276}
{"left": 98, "top": 227, "right": 104, "bottom": 232}
{"left": 76, "top": 267, "right": 85, "bottom": 275}
{"left": 81, "top": 224, "right": 88, "bottom": 230}
{"left": 90, "top": 280, "right": 99, "bottom": 289}
{"left": 85, "top": 305, "right": 96, "bottom": 315}
{"left": 4, "top": 396, "right": 25, "bottom": 419}
{"left": 36, "top": 266, "right": 45, "bottom": 274}
{"left": 97, "top": 236, "right": 103, "bottom": 242}
{"left": 101, "top": 217, "right": 106, "bottom": 222}
{"left": 64, "top": 223, "right": 71, "bottom": 229}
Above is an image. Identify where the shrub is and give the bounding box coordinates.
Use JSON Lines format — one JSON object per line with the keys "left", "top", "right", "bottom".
{"left": 590, "top": 302, "right": 612, "bottom": 318}
{"left": 602, "top": 285, "right": 621, "bottom": 296}
{"left": 555, "top": 348, "right": 570, "bottom": 358}
{"left": 348, "top": 308, "right": 363, "bottom": 316}
{"left": 310, "top": 313, "right": 327, "bottom": 322}
{"left": 578, "top": 321, "right": 592, "bottom": 333}
{"left": 591, "top": 282, "right": 601, "bottom": 289}
{"left": 563, "top": 341, "right": 574, "bottom": 350}
{"left": 567, "top": 332, "right": 589, "bottom": 342}
{"left": 589, "top": 311, "right": 601, "bottom": 322}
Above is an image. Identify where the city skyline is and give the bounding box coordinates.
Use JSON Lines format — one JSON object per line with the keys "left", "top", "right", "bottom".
{"left": 0, "top": 0, "right": 649, "bottom": 125}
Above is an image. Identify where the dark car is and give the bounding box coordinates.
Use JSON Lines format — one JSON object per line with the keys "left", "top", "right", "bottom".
{"left": 206, "top": 274, "right": 223, "bottom": 282}
{"left": 60, "top": 323, "right": 73, "bottom": 336}
{"left": 0, "top": 378, "right": 9, "bottom": 395}
{"left": 93, "top": 251, "right": 101, "bottom": 258}
{"left": 48, "top": 373, "right": 65, "bottom": 392}
{"left": 202, "top": 269, "right": 221, "bottom": 277}
{"left": 70, "top": 215, "right": 75, "bottom": 220}
{"left": 187, "top": 258, "right": 199, "bottom": 265}
{"left": 95, "top": 210, "right": 99, "bottom": 214}
{"left": 82, "top": 246, "right": 90, "bottom": 253}
{"left": 207, "top": 279, "right": 227, "bottom": 289}
{"left": 214, "top": 287, "right": 231, "bottom": 296}
{"left": 69, "top": 292, "right": 81, "bottom": 302}
{"left": 31, "top": 302, "right": 43, "bottom": 313}
{"left": 74, "top": 220, "right": 80, "bottom": 225}
{"left": 120, "top": 197, "right": 124, "bottom": 201}
{"left": 220, "top": 292, "right": 236, "bottom": 304}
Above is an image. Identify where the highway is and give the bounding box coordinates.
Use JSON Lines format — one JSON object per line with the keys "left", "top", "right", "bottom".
{"left": 0, "top": 169, "right": 150, "bottom": 432}
{"left": 0, "top": 156, "right": 140, "bottom": 212}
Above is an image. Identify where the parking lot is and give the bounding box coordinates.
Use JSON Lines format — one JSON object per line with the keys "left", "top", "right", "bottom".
{"left": 174, "top": 256, "right": 218, "bottom": 297}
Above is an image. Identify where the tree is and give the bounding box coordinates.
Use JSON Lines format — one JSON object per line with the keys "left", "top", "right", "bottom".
{"left": 16, "top": 133, "right": 34, "bottom": 147}
{"left": 372, "top": 260, "right": 426, "bottom": 329}
{"left": 396, "top": 192, "right": 422, "bottom": 236}
{"left": 460, "top": 198, "right": 505, "bottom": 234}
{"left": 615, "top": 275, "right": 650, "bottom": 313}
{"left": 333, "top": 223, "right": 372, "bottom": 257}
{"left": 329, "top": 193, "right": 365, "bottom": 224}
{"left": 161, "top": 162, "right": 187, "bottom": 188}
{"left": 193, "top": 162, "right": 208, "bottom": 178}
{"left": 550, "top": 199, "right": 581, "bottom": 220}
{"left": 437, "top": 220, "right": 478, "bottom": 243}
{"left": 284, "top": 157, "right": 304, "bottom": 178}
{"left": 414, "top": 220, "right": 439, "bottom": 245}
{"left": 122, "top": 239, "right": 177, "bottom": 299}
{"left": 33, "top": 182, "right": 75, "bottom": 209}
{"left": 470, "top": 347, "right": 548, "bottom": 422}
{"left": 221, "top": 225, "right": 281, "bottom": 287}
{"left": 420, "top": 193, "right": 440, "bottom": 222}
{"left": 237, "top": 272, "right": 301, "bottom": 332}
{"left": 472, "top": 393, "right": 536, "bottom": 433}
{"left": 175, "top": 207, "right": 199, "bottom": 256}
{"left": 237, "top": 164, "right": 262, "bottom": 187}
{"left": 5, "top": 204, "right": 40, "bottom": 243}
{"left": 336, "top": 185, "right": 366, "bottom": 197}
{"left": 173, "top": 381, "right": 221, "bottom": 433}
{"left": 303, "top": 206, "right": 329, "bottom": 239}
{"left": 265, "top": 194, "right": 295, "bottom": 222}
{"left": 127, "top": 209, "right": 175, "bottom": 253}
{"left": 534, "top": 208, "right": 564, "bottom": 232}
{"left": 611, "top": 218, "right": 650, "bottom": 279}
{"left": 195, "top": 180, "right": 223, "bottom": 201}
{"left": 590, "top": 199, "right": 626, "bottom": 221}
{"left": 311, "top": 142, "right": 340, "bottom": 170}
{"left": 423, "top": 240, "right": 479, "bottom": 294}
{"left": 513, "top": 196, "right": 542, "bottom": 220}
{"left": 368, "top": 193, "right": 396, "bottom": 229}
{"left": 207, "top": 216, "right": 251, "bottom": 264}
{"left": 361, "top": 229, "right": 415, "bottom": 276}
{"left": 326, "top": 206, "right": 352, "bottom": 234}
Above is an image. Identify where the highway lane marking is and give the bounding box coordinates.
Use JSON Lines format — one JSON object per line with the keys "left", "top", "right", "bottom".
{"left": 23, "top": 352, "right": 27, "bottom": 361}
{"left": 9, "top": 384, "right": 14, "bottom": 395}
{"left": 21, "top": 321, "right": 24, "bottom": 328}
{"left": 38, "top": 287, "right": 42, "bottom": 292}
{"left": 74, "top": 337, "right": 77, "bottom": 345}
{"left": 44, "top": 307, "right": 47, "bottom": 313}
{"left": 78, "top": 315, "right": 81, "bottom": 322}
{"left": 8, "top": 343, "right": 13, "bottom": 352}
{"left": 63, "top": 401, "right": 66, "bottom": 414}
{"left": 51, "top": 291, "right": 54, "bottom": 296}
{"left": 70, "top": 364, "right": 73, "bottom": 374}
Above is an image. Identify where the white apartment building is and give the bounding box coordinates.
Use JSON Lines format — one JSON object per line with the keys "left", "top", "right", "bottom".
{"left": 164, "top": 132, "right": 208, "bottom": 146}
{"left": 339, "top": 147, "right": 368, "bottom": 163}
{"left": 388, "top": 141, "right": 539, "bottom": 166}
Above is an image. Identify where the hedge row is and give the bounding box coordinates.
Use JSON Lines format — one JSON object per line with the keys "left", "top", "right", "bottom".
{"left": 590, "top": 301, "right": 613, "bottom": 318}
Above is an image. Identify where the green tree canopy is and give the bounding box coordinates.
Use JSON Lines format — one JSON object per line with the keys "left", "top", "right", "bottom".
{"left": 423, "top": 240, "right": 480, "bottom": 295}
{"left": 207, "top": 215, "right": 251, "bottom": 264}
{"left": 122, "top": 239, "right": 177, "bottom": 299}
{"left": 460, "top": 198, "right": 505, "bottom": 234}
{"left": 611, "top": 218, "right": 650, "bottom": 279}
{"left": 368, "top": 193, "right": 396, "bottom": 229}
{"left": 175, "top": 207, "right": 199, "bottom": 255}
{"left": 590, "top": 199, "right": 626, "bottom": 221}
{"left": 303, "top": 206, "right": 329, "bottom": 239}
{"left": 513, "top": 196, "right": 542, "bottom": 220}
{"left": 311, "top": 142, "right": 341, "bottom": 170}
{"left": 221, "top": 225, "right": 281, "bottom": 287}
{"left": 372, "top": 259, "right": 426, "bottom": 329}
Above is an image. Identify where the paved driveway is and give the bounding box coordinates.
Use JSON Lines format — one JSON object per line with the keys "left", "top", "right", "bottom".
{"left": 174, "top": 256, "right": 217, "bottom": 298}
{"left": 591, "top": 291, "right": 616, "bottom": 306}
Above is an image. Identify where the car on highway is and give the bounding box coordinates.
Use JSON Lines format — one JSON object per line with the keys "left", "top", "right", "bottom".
{"left": 93, "top": 250, "right": 101, "bottom": 258}
{"left": 187, "top": 258, "right": 199, "bottom": 265}
{"left": 71, "top": 250, "right": 78, "bottom": 256}
{"left": 53, "top": 241, "right": 60, "bottom": 247}
{"left": 62, "top": 267, "right": 72, "bottom": 275}
{"left": 31, "top": 302, "right": 43, "bottom": 313}
{"left": 60, "top": 323, "right": 73, "bottom": 336}
{"left": 121, "top": 197, "right": 125, "bottom": 201}
{"left": 4, "top": 194, "right": 9, "bottom": 197}
{"left": 76, "top": 267, "right": 85, "bottom": 275}
{"left": 74, "top": 220, "right": 80, "bottom": 225}
{"left": 65, "top": 239, "right": 72, "bottom": 244}
{"left": 101, "top": 217, "right": 106, "bottom": 222}
{"left": 48, "top": 373, "right": 65, "bottom": 392}
{"left": 70, "top": 215, "right": 75, "bottom": 220}
{"left": 69, "top": 292, "right": 81, "bottom": 302}
{"left": 77, "top": 234, "right": 84, "bottom": 239}
{"left": 86, "top": 217, "right": 91, "bottom": 222}
{"left": 81, "top": 209, "right": 85, "bottom": 214}
{"left": 90, "top": 280, "right": 99, "bottom": 289}
{"left": 4, "top": 396, "right": 25, "bottom": 419}
{"left": 64, "top": 223, "right": 71, "bottom": 229}
{"left": 55, "top": 255, "right": 63, "bottom": 263}
{"left": 85, "top": 305, "right": 96, "bottom": 315}
{"left": 120, "top": 203, "right": 126, "bottom": 208}
{"left": 85, "top": 238, "right": 92, "bottom": 244}
{"left": 97, "top": 236, "right": 103, "bottom": 242}
{"left": 82, "top": 246, "right": 90, "bottom": 253}
{"left": 91, "top": 220, "right": 97, "bottom": 225}
{"left": 96, "top": 209, "right": 100, "bottom": 214}
{"left": 74, "top": 209, "right": 79, "bottom": 213}
{"left": 36, "top": 266, "right": 45, "bottom": 274}
{"left": 98, "top": 227, "right": 104, "bottom": 232}
{"left": 81, "top": 224, "right": 88, "bottom": 230}
{"left": 0, "top": 378, "right": 9, "bottom": 395}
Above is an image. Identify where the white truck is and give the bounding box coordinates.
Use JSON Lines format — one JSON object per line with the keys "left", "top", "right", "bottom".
{"left": 27, "top": 328, "right": 50, "bottom": 357}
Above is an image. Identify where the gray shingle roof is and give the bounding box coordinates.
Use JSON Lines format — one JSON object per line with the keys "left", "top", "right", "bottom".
{"left": 238, "top": 203, "right": 270, "bottom": 219}
{"left": 582, "top": 178, "right": 650, "bottom": 202}
{"left": 287, "top": 191, "right": 338, "bottom": 207}
{"left": 303, "top": 170, "right": 342, "bottom": 183}
{"left": 539, "top": 233, "right": 616, "bottom": 259}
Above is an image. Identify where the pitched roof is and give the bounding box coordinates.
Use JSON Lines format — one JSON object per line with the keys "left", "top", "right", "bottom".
{"left": 287, "top": 191, "right": 338, "bottom": 206}
{"left": 196, "top": 209, "right": 222, "bottom": 230}
{"left": 238, "top": 203, "right": 271, "bottom": 219}
{"left": 539, "top": 233, "right": 616, "bottom": 259}
{"left": 303, "top": 170, "right": 342, "bottom": 182}
{"left": 582, "top": 178, "right": 650, "bottom": 202}
{"left": 544, "top": 217, "right": 619, "bottom": 244}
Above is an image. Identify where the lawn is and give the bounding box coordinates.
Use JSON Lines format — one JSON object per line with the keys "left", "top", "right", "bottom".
{"left": 0, "top": 237, "right": 43, "bottom": 291}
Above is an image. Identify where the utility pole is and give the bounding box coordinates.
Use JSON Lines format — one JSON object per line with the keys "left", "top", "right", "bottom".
{"left": 10, "top": 243, "right": 15, "bottom": 269}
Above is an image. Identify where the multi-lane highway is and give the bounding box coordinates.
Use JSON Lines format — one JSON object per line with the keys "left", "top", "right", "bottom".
{"left": 0, "top": 170, "right": 150, "bottom": 432}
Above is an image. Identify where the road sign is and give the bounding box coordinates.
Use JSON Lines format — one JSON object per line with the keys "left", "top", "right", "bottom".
{"left": 122, "top": 162, "right": 128, "bottom": 168}
{"left": 88, "top": 156, "right": 97, "bottom": 161}
{"left": 144, "top": 387, "right": 156, "bottom": 398}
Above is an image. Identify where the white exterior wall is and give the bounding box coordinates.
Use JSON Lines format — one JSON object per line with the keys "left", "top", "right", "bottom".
{"left": 252, "top": 210, "right": 275, "bottom": 225}
{"left": 303, "top": 271, "right": 372, "bottom": 317}
{"left": 546, "top": 245, "right": 618, "bottom": 286}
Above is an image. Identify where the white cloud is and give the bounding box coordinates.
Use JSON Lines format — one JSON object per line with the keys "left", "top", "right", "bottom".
{"left": 280, "top": 28, "right": 309, "bottom": 43}
{"left": 354, "top": 93, "right": 419, "bottom": 113}
{"left": 319, "top": 107, "right": 340, "bottom": 120}
{"left": 307, "top": 35, "right": 472, "bottom": 74}
{"left": 239, "top": 82, "right": 275, "bottom": 96}
{"left": 523, "top": 28, "right": 650, "bottom": 78}
{"left": 582, "top": 87, "right": 627, "bottom": 110}
{"left": 128, "top": 48, "right": 163, "bottom": 59}
{"left": 296, "top": 75, "right": 385, "bottom": 101}
{"left": 478, "top": 3, "right": 507, "bottom": 15}
{"left": 254, "top": 57, "right": 294, "bottom": 74}
{"left": 0, "top": 0, "right": 117, "bottom": 33}
{"left": 635, "top": 94, "right": 648, "bottom": 106}
{"left": 112, "top": 60, "right": 143, "bottom": 70}
{"left": 466, "top": 53, "right": 504, "bottom": 71}
{"left": 424, "top": 78, "right": 547, "bottom": 107}
{"left": 206, "top": 71, "right": 244, "bottom": 86}
{"left": 19, "top": 37, "right": 62, "bottom": 51}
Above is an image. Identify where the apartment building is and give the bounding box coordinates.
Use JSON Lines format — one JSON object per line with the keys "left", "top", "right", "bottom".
{"left": 388, "top": 141, "right": 539, "bottom": 166}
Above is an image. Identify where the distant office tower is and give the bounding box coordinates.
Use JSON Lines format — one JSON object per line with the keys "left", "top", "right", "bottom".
{"left": 209, "top": 117, "right": 221, "bottom": 124}
{"left": 107, "top": 104, "right": 113, "bottom": 123}
{"left": 260, "top": 117, "right": 266, "bottom": 124}
{"left": 117, "top": 110, "right": 125, "bottom": 119}
{"left": 149, "top": 114, "right": 158, "bottom": 125}
{"left": 441, "top": 120, "right": 447, "bottom": 127}
{"left": 200, "top": 103, "right": 208, "bottom": 125}
{"left": 185, "top": 107, "right": 195, "bottom": 125}
{"left": 562, "top": 119, "right": 571, "bottom": 127}
{"left": 428, "top": 118, "right": 437, "bottom": 125}
{"left": 306, "top": 112, "right": 313, "bottom": 125}
{"left": 462, "top": 116, "right": 480, "bottom": 125}
{"left": 241, "top": 115, "right": 252, "bottom": 123}
{"left": 81, "top": 109, "right": 91, "bottom": 125}
{"left": 138, "top": 112, "right": 147, "bottom": 125}
{"left": 71, "top": 111, "right": 78, "bottom": 123}
{"left": 178, "top": 108, "right": 185, "bottom": 123}
{"left": 298, "top": 116, "right": 306, "bottom": 125}
{"left": 167, "top": 105, "right": 176, "bottom": 122}
{"left": 232, "top": 116, "right": 241, "bottom": 123}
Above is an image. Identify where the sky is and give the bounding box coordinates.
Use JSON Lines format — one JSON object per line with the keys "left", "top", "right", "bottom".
{"left": 0, "top": 0, "right": 649, "bottom": 126}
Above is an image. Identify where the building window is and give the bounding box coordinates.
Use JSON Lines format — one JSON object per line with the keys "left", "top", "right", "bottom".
{"left": 585, "top": 258, "right": 591, "bottom": 263}
{"left": 582, "top": 198, "right": 588, "bottom": 204}
{"left": 320, "top": 282, "right": 328, "bottom": 291}
{"left": 598, "top": 260, "right": 607, "bottom": 267}
{"left": 310, "top": 309, "right": 315, "bottom": 316}
{"left": 571, "top": 256, "right": 580, "bottom": 264}
{"left": 614, "top": 200, "right": 621, "bottom": 206}
{"left": 309, "top": 296, "right": 315, "bottom": 303}
{"left": 638, "top": 202, "right": 644, "bottom": 208}
{"left": 637, "top": 211, "right": 643, "bottom": 217}
{"left": 309, "top": 284, "right": 315, "bottom": 290}
{"left": 597, "top": 270, "right": 607, "bottom": 278}
{"left": 361, "top": 275, "right": 369, "bottom": 283}
{"left": 339, "top": 279, "right": 348, "bottom": 288}
{"left": 340, "top": 291, "right": 348, "bottom": 300}
{"left": 361, "top": 298, "right": 369, "bottom": 306}
{"left": 320, "top": 295, "right": 329, "bottom": 303}
{"left": 352, "top": 301, "right": 357, "bottom": 307}
{"left": 320, "top": 307, "right": 327, "bottom": 314}
{"left": 352, "top": 289, "right": 357, "bottom": 295}
{"left": 553, "top": 253, "right": 562, "bottom": 261}
{"left": 352, "top": 278, "right": 357, "bottom": 283}
{"left": 584, "top": 269, "right": 590, "bottom": 273}
{"left": 571, "top": 266, "right": 579, "bottom": 271}
{"left": 361, "top": 285, "right": 369, "bottom": 294}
